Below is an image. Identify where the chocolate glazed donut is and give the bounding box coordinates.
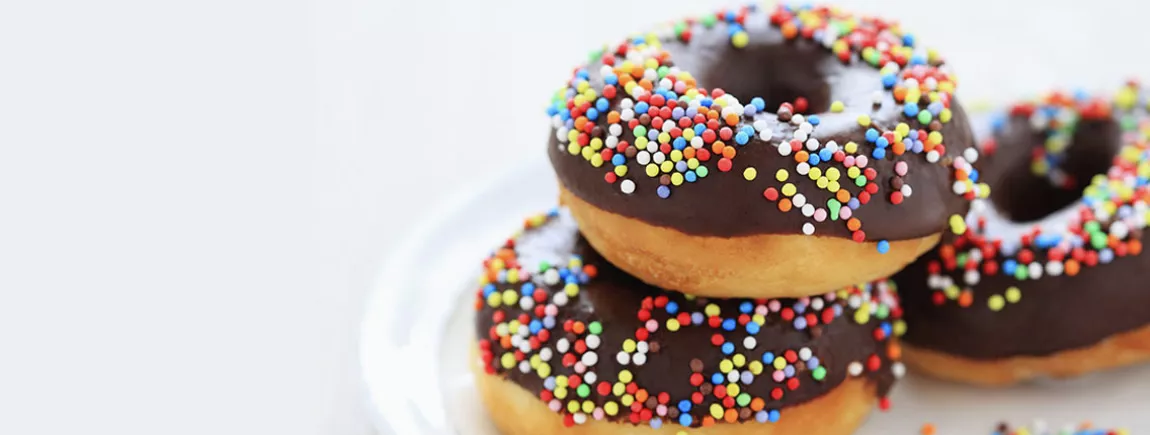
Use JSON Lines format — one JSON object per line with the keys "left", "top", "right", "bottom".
{"left": 547, "top": 4, "right": 985, "bottom": 297}
{"left": 472, "top": 208, "right": 905, "bottom": 435}
{"left": 894, "top": 82, "right": 1150, "bottom": 386}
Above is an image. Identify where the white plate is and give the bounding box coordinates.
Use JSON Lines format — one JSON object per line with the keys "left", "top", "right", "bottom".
{"left": 361, "top": 152, "right": 1150, "bottom": 435}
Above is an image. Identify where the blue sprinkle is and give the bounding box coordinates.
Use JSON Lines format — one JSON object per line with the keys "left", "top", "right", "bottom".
{"left": 727, "top": 24, "right": 744, "bottom": 37}
{"left": 649, "top": 418, "right": 662, "bottom": 429}
{"left": 596, "top": 98, "right": 609, "bottom": 112}
{"left": 872, "top": 148, "right": 887, "bottom": 159}
{"left": 542, "top": 316, "right": 556, "bottom": 329}
{"left": 1003, "top": 259, "right": 1018, "bottom": 275}
{"left": 807, "top": 115, "right": 820, "bottom": 125}
{"left": 847, "top": 198, "right": 860, "bottom": 209}
{"left": 751, "top": 97, "right": 766, "bottom": 111}
{"left": 969, "top": 169, "right": 979, "bottom": 182}
{"left": 912, "top": 140, "right": 924, "bottom": 154}
{"left": 635, "top": 102, "right": 649, "bottom": 113}
{"left": 725, "top": 10, "right": 737, "bottom": 22}
{"left": 793, "top": 317, "right": 807, "bottom": 330}
{"left": 735, "top": 131, "right": 750, "bottom": 145}
{"left": 928, "top": 101, "right": 944, "bottom": 115}
{"left": 808, "top": 153, "right": 821, "bottom": 165}
{"left": 1034, "top": 234, "right": 1061, "bottom": 249}
{"left": 694, "top": 123, "right": 706, "bottom": 135}
{"left": 692, "top": 312, "right": 705, "bottom": 325}
{"left": 902, "top": 34, "right": 915, "bottom": 47}
{"left": 686, "top": 107, "right": 699, "bottom": 119}
{"left": 564, "top": 118, "right": 574, "bottom": 129}
{"left": 819, "top": 148, "right": 833, "bottom": 162}
{"left": 739, "top": 301, "right": 753, "bottom": 313}
{"left": 631, "top": 36, "right": 645, "bottom": 45}
{"left": 673, "top": 137, "right": 687, "bottom": 150}
{"left": 1100, "top": 249, "right": 1115, "bottom": 264}
{"left": 807, "top": 356, "right": 819, "bottom": 369}
{"left": 910, "top": 54, "right": 927, "bottom": 66}
{"left": 743, "top": 105, "right": 757, "bottom": 117}
{"left": 577, "top": 273, "right": 590, "bottom": 284}
{"left": 576, "top": 69, "right": 590, "bottom": 80}
{"left": 529, "top": 320, "right": 543, "bottom": 334}
{"left": 585, "top": 108, "right": 599, "bottom": 121}
{"left": 701, "top": 98, "right": 713, "bottom": 108}
{"left": 657, "top": 185, "right": 671, "bottom": 199}
{"left": 903, "top": 102, "right": 919, "bottom": 117}
{"left": 647, "top": 129, "right": 659, "bottom": 140}
{"left": 762, "top": 352, "right": 776, "bottom": 363}
{"left": 675, "top": 161, "right": 688, "bottom": 173}
{"left": 544, "top": 377, "right": 556, "bottom": 390}
{"left": 881, "top": 322, "right": 892, "bottom": 337}
{"left": 722, "top": 318, "right": 736, "bottom": 331}
{"left": 741, "top": 371, "right": 754, "bottom": 385}
{"left": 866, "top": 128, "right": 880, "bottom": 142}
{"left": 685, "top": 171, "right": 698, "bottom": 182}
{"left": 520, "top": 282, "right": 536, "bottom": 296}
{"left": 769, "top": 410, "right": 780, "bottom": 422}
{"left": 482, "top": 284, "right": 496, "bottom": 298}
{"left": 833, "top": 305, "right": 843, "bottom": 316}
{"left": 559, "top": 109, "right": 571, "bottom": 122}
{"left": 755, "top": 411, "right": 769, "bottom": 423}
{"left": 721, "top": 342, "right": 735, "bottom": 354}
{"left": 678, "top": 400, "right": 692, "bottom": 412}
{"left": 679, "top": 414, "right": 693, "bottom": 427}
{"left": 877, "top": 240, "right": 891, "bottom": 254}
{"left": 546, "top": 106, "right": 559, "bottom": 116}
{"left": 876, "top": 137, "right": 890, "bottom": 148}
{"left": 784, "top": 365, "right": 795, "bottom": 377}
{"left": 672, "top": 107, "right": 685, "bottom": 119}
{"left": 612, "top": 154, "right": 626, "bottom": 166}
{"left": 712, "top": 373, "right": 725, "bottom": 385}
{"left": 882, "top": 74, "right": 898, "bottom": 88}
{"left": 604, "top": 74, "right": 618, "bottom": 85}
{"left": 746, "top": 322, "right": 760, "bottom": 335}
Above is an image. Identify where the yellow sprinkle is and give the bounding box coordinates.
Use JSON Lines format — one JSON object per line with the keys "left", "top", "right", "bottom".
{"left": 727, "top": 384, "right": 740, "bottom": 397}
{"left": 752, "top": 314, "right": 765, "bottom": 325}
{"left": 893, "top": 320, "right": 907, "bottom": 337}
{"left": 567, "top": 400, "right": 579, "bottom": 413}
{"left": 854, "top": 302, "right": 871, "bottom": 324}
{"left": 719, "top": 359, "right": 733, "bottom": 373}
{"left": 501, "top": 352, "right": 516, "bottom": 369}
{"left": 687, "top": 158, "right": 700, "bottom": 170}
{"left": 529, "top": 354, "right": 541, "bottom": 369}
{"left": 710, "top": 403, "right": 724, "bottom": 419}
{"left": 827, "top": 180, "right": 841, "bottom": 192}
{"left": 939, "top": 108, "right": 953, "bottom": 123}
{"left": 773, "top": 357, "right": 786, "bottom": 370}
{"left": 486, "top": 292, "right": 501, "bottom": 307}
{"left": 582, "top": 400, "right": 595, "bottom": 413}
{"left": 501, "top": 290, "right": 518, "bottom": 306}
{"left": 666, "top": 318, "right": 680, "bottom": 331}
{"left": 988, "top": 294, "right": 1005, "bottom": 311}
{"left": 537, "top": 362, "right": 551, "bottom": 378}
{"left": 743, "top": 167, "right": 757, "bottom": 181}
{"left": 614, "top": 165, "right": 628, "bottom": 177}
{"left": 619, "top": 370, "right": 633, "bottom": 383}
{"left": 508, "top": 320, "right": 520, "bottom": 334}
{"left": 949, "top": 214, "right": 967, "bottom": 235}
{"left": 682, "top": 129, "right": 695, "bottom": 140}
{"left": 671, "top": 172, "right": 684, "bottom": 186}
{"left": 567, "top": 142, "right": 580, "bottom": 156}
{"left": 658, "top": 132, "right": 671, "bottom": 144}
{"left": 506, "top": 269, "right": 519, "bottom": 283}
{"left": 670, "top": 149, "right": 683, "bottom": 162}
{"left": 645, "top": 164, "right": 659, "bottom": 178}
{"left": 748, "top": 360, "right": 763, "bottom": 375}
{"left": 1005, "top": 286, "right": 1022, "bottom": 303}
{"left": 589, "top": 137, "right": 603, "bottom": 150}
{"left": 816, "top": 177, "right": 829, "bottom": 189}
{"left": 590, "top": 153, "right": 604, "bottom": 167}
{"left": 830, "top": 101, "right": 845, "bottom": 112}
{"left": 847, "top": 166, "right": 861, "bottom": 178}
{"left": 580, "top": 146, "right": 594, "bottom": 161}
{"left": 776, "top": 169, "right": 789, "bottom": 182}
{"left": 564, "top": 283, "right": 579, "bottom": 297}
{"left": 622, "top": 340, "right": 636, "bottom": 353}
{"left": 927, "top": 131, "right": 943, "bottom": 145}
{"left": 732, "top": 354, "right": 746, "bottom": 367}
{"left": 826, "top": 167, "right": 841, "bottom": 181}
{"left": 612, "top": 382, "right": 625, "bottom": 396}
{"left": 782, "top": 183, "right": 797, "bottom": 197}
{"left": 944, "top": 285, "right": 960, "bottom": 300}
{"left": 808, "top": 167, "right": 822, "bottom": 180}
{"left": 604, "top": 401, "right": 619, "bottom": 416}
{"left": 732, "top": 31, "right": 750, "bottom": 48}
{"left": 621, "top": 394, "right": 634, "bottom": 406}
{"left": 845, "top": 141, "right": 859, "bottom": 154}
{"left": 704, "top": 303, "right": 721, "bottom": 317}
{"left": 660, "top": 160, "right": 674, "bottom": 173}
{"left": 896, "top": 123, "right": 910, "bottom": 136}
{"left": 857, "top": 115, "right": 871, "bottom": 127}
{"left": 556, "top": 375, "right": 568, "bottom": 388}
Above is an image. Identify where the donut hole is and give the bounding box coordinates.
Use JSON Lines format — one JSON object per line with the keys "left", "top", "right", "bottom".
{"left": 696, "top": 41, "right": 832, "bottom": 114}
{"left": 988, "top": 117, "right": 1121, "bottom": 223}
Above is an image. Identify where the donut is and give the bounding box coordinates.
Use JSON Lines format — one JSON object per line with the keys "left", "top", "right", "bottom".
{"left": 893, "top": 82, "right": 1150, "bottom": 386}
{"left": 547, "top": 3, "right": 986, "bottom": 298}
{"left": 472, "top": 208, "right": 905, "bottom": 435}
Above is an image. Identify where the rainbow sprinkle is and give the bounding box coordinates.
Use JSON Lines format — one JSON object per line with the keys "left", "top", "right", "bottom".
{"left": 548, "top": 2, "right": 987, "bottom": 241}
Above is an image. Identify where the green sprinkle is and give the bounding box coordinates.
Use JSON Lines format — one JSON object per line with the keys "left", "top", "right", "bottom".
{"left": 577, "top": 384, "right": 590, "bottom": 398}
{"left": 588, "top": 321, "right": 603, "bottom": 335}
{"left": 1014, "top": 265, "right": 1028, "bottom": 280}
{"left": 812, "top": 366, "right": 827, "bottom": 381}
{"left": 828, "top": 199, "right": 842, "bottom": 221}
{"left": 855, "top": 176, "right": 867, "bottom": 187}
{"left": 736, "top": 393, "right": 751, "bottom": 407}
{"left": 701, "top": 15, "right": 717, "bottom": 28}
{"left": 1091, "top": 232, "right": 1108, "bottom": 249}
{"left": 696, "top": 166, "right": 709, "bottom": 178}
{"left": 538, "top": 261, "right": 551, "bottom": 273}
{"left": 876, "top": 304, "right": 890, "bottom": 320}
{"left": 633, "top": 126, "right": 647, "bottom": 138}
{"left": 917, "top": 110, "right": 933, "bottom": 124}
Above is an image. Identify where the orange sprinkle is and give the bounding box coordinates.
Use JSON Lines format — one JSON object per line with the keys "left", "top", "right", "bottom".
{"left": 893, "top": 86, "right": 908, "bottom": 101}
{"left": 583, "top": 264, "right": 598, "bottom": 278}
{"left": 954, "top": 168, "right": 968, "bottom": 181}
{"left": 892, "top": 140, "right": 906, "bottom": 155}
{"left": 1130, "top": 239, "right": 1143, "bottom": 255}
{"left": 683, "top": 147, "right": 696, "bottom": 159}
{"left": 750, "top": 398, "right": 765, "bottom": 411}
{"left": 939, "top": 245, "right": 956, "bottom": 261}
{"left": 607, "top": 111, "right": 620, "bottom": 124}
{"left": 781, "top": 22, "right": 798, "bottom": 39}
{"left": 1065, "top": 259, "right": 1081, "bottom": 276}
{"left": 724, "top": 113, "right": 740, "bottom": 126}
{"left": 706, "top": 109, "right": 720, "bottom": 120}
{"left": 701, "top": 417, "right": 716, "bottom": 427}
{"left": 500, "top": 335, "right": 512, "bottom": 349}
{"left": 574, "top": 117, "right": 588, "bottom": 131}
{"left": 778, "top": 198, "right": 793, "bottom": 212}
{"left": 723, "top": 409, "right": 738, "bottom": 423}
{"left": 958, "top": 290, "right": 973, "bottom": 307}
{"left": 795, "top": 151, "right": 810, "bottom": 163}
{"left": 711, "top": 142, "right": 725, "bottom": 154}
{"left": 836, "top": 189, "right": 851, "bottom": 203}
{"left": 572, "top": 321, "right": 585, "bottom": 334}
{"left": 638, "top": 79, "right": 654, "bottom": 91}
{"left": 635, "top": 389, "right": 648, "bottom": 403}
{"left": 630, "top": 65, "right": 644, "bottom": 78}
{"left": 847, "top": 218, "right": 862, "bottom": 231}
{"left": 888, "top": 342, "right": 902, "bottom": 359}
{"left": 722, "top": 146, "right": 736, "bottom": 159}
{"left": 920, "top": 423, "right": 936, "bottom": 435}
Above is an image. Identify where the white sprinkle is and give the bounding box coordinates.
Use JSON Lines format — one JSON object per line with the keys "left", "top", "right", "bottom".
{"left": 556, "top": 127, "right": 570, "bottom": 142}
{"left": 926, "top": 150, "right": 941, "bottom": 163}
{"left": 605, "top": 136, "right": 619, "bottom": 150}
{"left": 658, "top": 78, "right": 674, "bottom": 90}
{"left": 632, "top": 352, "right": 647, "bottom": 366}
{"left": 574, "top": 361, "right": 587, "bottom": 374}
{"left": 643, "top": 69, "right": 658, "bottom": 81}
{"left": 549, "top": 400, "right": 563, "bottom": 412}
{"left": 553, "top": 292, "right": 568, "bottom": 306}
{"left": 753, "top": 120, "right": 769, "bottom": 132}
{"left": 760, "top": 129, "right": 774, "bottom": 141}
{"left": 792, "top": 114, "right": 805, "bottom": 125}
{"left": 900, "top": 184, "right": 913, "bottom": 198}
{"left": 637, "top": 341, "right": 649, "bottom": 354}
{"left": 963, "top": 269, "right": 980, "bottom": 286}
{"left": 636, "top": 151, "right": 651, "bottom": 165}
{"left": 519, "top": 297, "right": 534, "bottom": 311}
{"left": 1028, "top": 262, "right": 1043, "bottom": 280}
{"left": 811, "top": 298, "right": 824, "bottom": 311}
{"left": 805, "top": 138, "right": 820, "bottom": 151}
{"left": 556, "top": 338, "right": 570, "bottom": 354}
{"left": 691, "top": 136, "right": 704, "bottom": 148}
{"left": 1111, "top": 221, "right": 1130, "bottom": 239}
{"left": 793, "top": 193, "right": 807, "bottom": 207}
{"left": 872, "top": 91, "right": 884, "bottom": 105}
{"left": 802, "top": 222, "right": 815, "bottom": 235}
{"left": 552, "top": 116, "right": 564, "bottom": 129}
{"left": 584, "top": 371, "right": 597, "bottom": 385}
{"left": 924, "top": 77, "right": 938, "bottom": 90}
{"left": 662, "top": 120, "right": 675, "bottom": 133}
{"left": 778, "top": 142, "right": 792, "bottom": 156}
{"left": 799, "top": 347, "right": 813, "bottom": 361}
{"left": 573, "top": 413, "right": 587, "bottom": 425}
{"left": 653, "top": 152, "right": 667, "bottom": 164}
{"left": 825, "top": 140, "right": 839, "bottom": 152}
{"left": 519, "top": 360, "right": 532, "bottom": 373}
{"left": 608, "top": 124, "right": 623, "bottom": 137}
{"left": 848, "top": 362, "right": 864, "bottom": 376}
{"left": 799, "top": 122, "right": 814, "bottom": 134}
{"left": 616, "top": 351, "right": 630, "bottom": 365}
{"left": 620, "top": 98, "right": 634, "bottom": 109}
{"left": 952, "top": 180, "right": 967, "bottom": 194}
{"left": 645, "top": 140, "right": 658, "bottom": 153}
{"left": 801, "top": 204, "right": 815, "bottom": 217}
{"left": 544, "top": 269, "right": 560, "bottom": 285}
{"left": 620, "top": 109, "right": 635, "bottom": 122}
{"left": 1046, "top": 261, "right": 1064, "bottom": 276}
{"left": 620, "top": 179, "right": 636, "bottom": 194}
{"left": 743, "top": 336, "right": 757, "bottom": 350}
{"left": 848, "top": 295, "right": 862, "bottom": 309}
{"left": 892, "top": 362, "right": 906, "bottom": 378}
{"left": 963, "top": 147, "right": 979, "bottom": 163}
{"left": 727, "top": 370, "right": 740, "bottom": 383}
{"left": 539, "top": 347, "right": 553, "bottom": 362}
{"left": 582, "top": 351, "right": 599, "bottom": 367}
{"left": 586, "top": 335, "right": 601, "bottom": 350}
{"left": 796, "top": 162, "right": 810, "bottom": 175}
{"left": 793, "top": 129, "right": 809, "bottom": 142}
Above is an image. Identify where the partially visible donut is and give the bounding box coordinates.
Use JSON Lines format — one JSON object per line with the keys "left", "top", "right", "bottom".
{"left": 472, "top": 208, "right": 905, "bottom": 434}
{"left": 894, "top": 82, "right": 1150, "bottom": 386}
{"left": 548, "top": 3, "right": 986, "bottom": 297}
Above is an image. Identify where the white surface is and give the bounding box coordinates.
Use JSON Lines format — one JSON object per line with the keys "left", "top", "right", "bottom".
{"left": 363, "top": 155, "right": 1150, "bottom": 435}
{"left": 1, "top": 0, "right": 1149, "bottom": 434}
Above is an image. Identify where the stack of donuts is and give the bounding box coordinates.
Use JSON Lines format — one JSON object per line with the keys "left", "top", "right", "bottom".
{"left": 468, "top": 2, "right": 1150, "bottom": 434}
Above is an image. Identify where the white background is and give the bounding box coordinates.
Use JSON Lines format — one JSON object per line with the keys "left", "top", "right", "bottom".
{"left": 0, "top": 0, "right": 1147, "bottom": 434}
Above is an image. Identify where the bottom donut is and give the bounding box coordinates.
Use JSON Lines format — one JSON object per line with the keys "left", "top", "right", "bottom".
{"left": 472, "top": 343, "right": 878, "bottom": 435}
{"left": 901, "top": 322, "right": 1150, "bottom": 387}
{"left": 472, "top": 208, "right": 904, "bottom": 433}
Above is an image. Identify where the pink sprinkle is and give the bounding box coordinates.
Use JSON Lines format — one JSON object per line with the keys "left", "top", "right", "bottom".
{"left": 840, "top": 207, "right": 853, "bottom": 220}
{"left": 545, "top": 305, "right": 559, "bottom": 316}
{"left": 844, "top": 155, "right": 856, "bottom": 167}
{"left": 646, "top": 319, "right": 658, "bottom": 332}
{"left": 656, "top": 405, "right": 667, "bottom": 416}
{"left": 768, "top": 299, "right": 782, "bottom": 312}
{"left": 772, "top": 370, "right": 786, "bottom": 382}
{"left": 814, "top": 208, "right": 827, "bottom": 222}
{"left": 550, "top": 401, "right": 563, "bottom": 412}
{"left": 856, "top": 155, "right": 869, "bottom": 167}
{"left": 593, "top": 408, "right": 606, "bottom": 420}
{"left": 755, "top": 305, "right": 769, "bottom": 316}
{"left": 895, "top": 161, "right": 908, "bottom": 176}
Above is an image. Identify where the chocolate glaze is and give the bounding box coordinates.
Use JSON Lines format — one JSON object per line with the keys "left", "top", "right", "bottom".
{"left": 549, "top": 7, "right": 975, "bottom": 240}
{"left": 897, "top": 107, "right": 1150, "bottom": 359}
{"left": 475, "top": 209, "right": 901, "bottom": 427}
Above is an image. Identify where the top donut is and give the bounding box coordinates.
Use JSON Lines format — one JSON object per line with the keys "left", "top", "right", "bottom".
{"left": 547, "top": 3, "right": 988, "bottom": 298}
